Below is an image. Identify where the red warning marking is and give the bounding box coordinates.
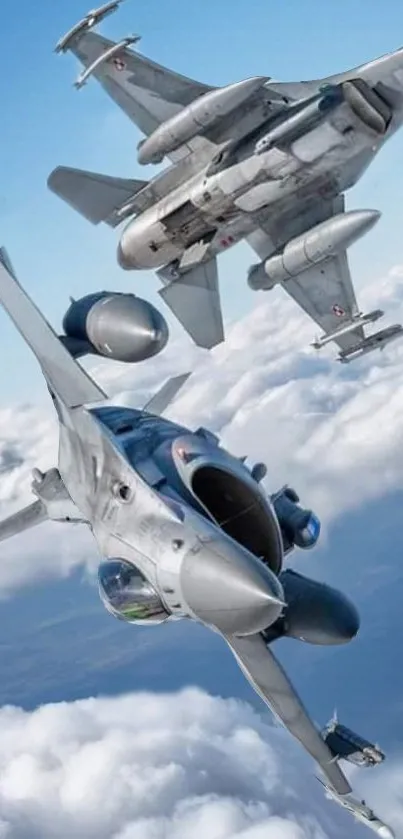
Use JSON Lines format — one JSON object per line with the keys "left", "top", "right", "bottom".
{"left": 332, "top": 304, "right": 345, "bottom": 317}
{"left": 220, "top": 235, "right": 235, "bottom": 248}
{"left": 113, "top": 57, "right": 126, "bottom": 71}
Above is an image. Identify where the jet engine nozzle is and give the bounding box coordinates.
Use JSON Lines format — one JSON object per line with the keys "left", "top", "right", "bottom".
{"left": 181, "top": 535, "right": 285, "bottom": 636}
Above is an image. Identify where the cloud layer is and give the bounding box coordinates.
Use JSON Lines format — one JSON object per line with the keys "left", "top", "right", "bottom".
{"left": 0, "top": 687, "right": 397, "bottom": 839}
{"left": 1, "top": 262, "right": 403, "bottom": 592}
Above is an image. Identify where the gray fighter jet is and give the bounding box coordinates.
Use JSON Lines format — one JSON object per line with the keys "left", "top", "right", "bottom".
{"left": 0, "top": 248, "right": 393, "bottom": 837}
{"left": 48, "top": 3, "right": 403, "bottom": 359}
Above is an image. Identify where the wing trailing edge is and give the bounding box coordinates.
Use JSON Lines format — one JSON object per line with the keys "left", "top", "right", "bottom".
{"left": 158, "top": 257, "right": 224, "bottom": 350}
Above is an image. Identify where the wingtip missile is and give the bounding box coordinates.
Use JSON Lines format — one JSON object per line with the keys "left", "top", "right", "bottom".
{"left": 55, "top": 0, "right": 126, "bottom": 53}
{"left": 311, "top": 310, "right": 385, "bottom": 350}
{"left": 338, "top": 324, "right": 403, "bottom": 363}
{"left": 74, "top": 34, "right": 141, "bottom": 89}
{"left": 318, "top": 781, "right": 395, "bottom": 839}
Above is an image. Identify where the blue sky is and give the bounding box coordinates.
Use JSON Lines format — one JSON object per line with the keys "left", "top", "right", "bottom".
{"left": 1, "top": 10, "right": 403, "bottom": 834}
{"left": 1, "top": 0, "right": 403, "bottom": 400}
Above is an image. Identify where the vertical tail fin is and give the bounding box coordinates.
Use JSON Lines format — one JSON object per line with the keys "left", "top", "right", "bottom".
{"left": 143, "top": 372, "right": 191, "bottom": 416}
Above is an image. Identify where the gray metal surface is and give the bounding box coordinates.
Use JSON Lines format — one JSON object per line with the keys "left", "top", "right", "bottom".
{"left": 226, "top": 633, "right": 352, "bottom": 794}
{"left": 158, "top": 257, "right": 224, "bottom": 349}
{"left": 0, "top": 249, "right": 105, "bottom": 408}
{"left": 0, "top": 239, "right": 393, "bottom": 835}
{"left": 69, "top": 31, "right": 212, "bottom": 151}
{"left": 269, "top": 569, "right": 360, "bottom": 645}
{"left": 0, "top": 500, "right": 47, "bottom": 543}
{"left": 180, "top": 529, "right": 285, "bottom": 635}
{"left": 48, "top": 167, "right": 149, "bottom": 227}
{"left": 143, "top": 372, "right": 190, "bottom": 416}
{"left": 51, "top": 32, "right": 403, "bottom": 357}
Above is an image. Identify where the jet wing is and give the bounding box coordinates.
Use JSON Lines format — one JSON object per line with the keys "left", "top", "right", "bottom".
{"left": 247, "top": 196, "right": 365, "bottom": 352}
{"left": 0, "top": 248, "right": 106, "bottom": 408}
{"left": 68, "top": 32, "right": 217, "bottom": 162}
{"left": 0, "top": 500, "right": 47, "bottom": 544}
{"left": 226, "top": 633, "right": 352, "bottom": 795}
{"left": 278, "top": 253, "right": 364, "bottom": 352}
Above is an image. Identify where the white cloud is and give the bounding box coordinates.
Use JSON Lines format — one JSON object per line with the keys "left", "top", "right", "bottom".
{"left": 2, "top": 261, "right": 403, "bottom": 591}
{"left": 0, "top": 688, "right": 396, "bottom": 839}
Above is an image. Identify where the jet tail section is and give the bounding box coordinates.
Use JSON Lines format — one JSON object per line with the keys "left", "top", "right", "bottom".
{"left": 158, "top": 257, "right": 224, "bottom": 349}
{"left": 48, "top": 166, "right": 149, "bottom": 227}
{"left": 0, "top": 249, "right": 106, "bottom": 408}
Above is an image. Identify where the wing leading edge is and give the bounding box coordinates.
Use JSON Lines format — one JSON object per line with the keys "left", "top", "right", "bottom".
{"left": 0, "top": 249, "right": 106, "bottom": 408}
{"left": 67, "top": 31, "right": 215, "bottom": 162}
{"left": 226, "top": 633, "right": 352, "bottom": 795}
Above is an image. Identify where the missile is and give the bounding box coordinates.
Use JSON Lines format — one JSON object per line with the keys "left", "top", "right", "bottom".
{"left": 255, "top": 85, "right": 344, "bottom": 154}
{"left": 137, "top": 76, "right": 269, "bottom": 165}
{"left": 74, "top": 36, "right": 140, "bottom": 90}
{"left": 320, "top": 783, "right": 394, "bottom": 839}
{"left": 55, "top": 1, "right": 125, "bottom": 53}
{"left": 338, "top": 324, "right": 403, "bottom": 363}
{"left": 86, "top": 0, "right": 124, "bottom": 26}
{"left": 311, "top": 309, "right": 384, "bottom": 349}
{"left": 247, "top": 209, "right": 381, "bottom": 291}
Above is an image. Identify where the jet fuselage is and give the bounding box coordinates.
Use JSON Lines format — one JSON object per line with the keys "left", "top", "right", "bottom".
{"left": 117, "top": 49, "right": 403, "bottom": 273}
{"left": 53, "top": 395, "right": 358, "bottom": 646}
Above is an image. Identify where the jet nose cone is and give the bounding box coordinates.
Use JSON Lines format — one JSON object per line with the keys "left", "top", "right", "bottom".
{"left": 181, "top": 536, "right": 285, "bottom": 636}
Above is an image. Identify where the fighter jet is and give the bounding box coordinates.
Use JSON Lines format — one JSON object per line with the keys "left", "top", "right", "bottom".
{"left": 48, "top": 3, "right": 403, "bottom": 360}
{"left": 0, "top": 248, "right": 393, "bottom": 838}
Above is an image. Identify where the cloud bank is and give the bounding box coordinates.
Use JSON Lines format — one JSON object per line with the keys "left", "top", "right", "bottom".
{"left": 0, "top": 688, "right": 398, "bottom": 839}
{"left": 1, "top": 262, "right": 403, "bottom": 592}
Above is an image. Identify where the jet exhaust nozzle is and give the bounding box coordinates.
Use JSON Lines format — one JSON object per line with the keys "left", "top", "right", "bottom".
{"left": 181, "top": 534, "right": 285, "bottom": 636}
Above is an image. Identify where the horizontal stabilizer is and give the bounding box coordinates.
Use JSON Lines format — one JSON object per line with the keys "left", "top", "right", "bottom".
{"left": 158, "top": 258, "right": 224, "bottom": 349}
{"left": 48, "top": 166, "right": 149, "bottom": 227}
{"left": 0, "top": 248, "right": 106, "bottom": 408}
{"left": 143, "top": 372, "right": 191, "bottom": 416}
{"left": 0, "top": 500, "right": 47, "bottom": 544}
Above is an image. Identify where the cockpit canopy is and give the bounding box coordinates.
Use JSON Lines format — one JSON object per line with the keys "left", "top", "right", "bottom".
{"left": 98, "top": 559, "right": 169, "bottom": 625}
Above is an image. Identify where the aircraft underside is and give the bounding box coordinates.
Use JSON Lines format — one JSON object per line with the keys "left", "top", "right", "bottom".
{"left": 48, "top": 24, "right": 403, "bottom": 357}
